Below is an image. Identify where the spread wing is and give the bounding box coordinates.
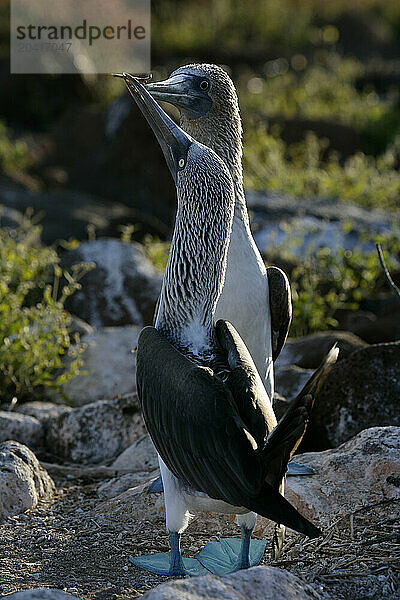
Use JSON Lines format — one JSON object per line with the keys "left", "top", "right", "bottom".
{"left": 137, "top": 325, "right": 323, "bottom": 538}
{"left": 136, "top": 326, "right": 265, "bottom": 508}
{"left": 266, "top": 266, "right": 292, "bottom": 361}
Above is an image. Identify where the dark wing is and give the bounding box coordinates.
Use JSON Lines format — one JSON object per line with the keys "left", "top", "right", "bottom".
{"left": 214, "top": 320, "right": 276, "bottom": 448}
{"left": 137, "top": 325, "right": 323, "bottom": 538}
{"left": 266, "top": 266, "right": 292, "bottom": 361}
{"left": 262, "top": 344, "right": 339, "bottom": 490}
{"left": 137, "top": 326, "right": 264, "bottom": 508}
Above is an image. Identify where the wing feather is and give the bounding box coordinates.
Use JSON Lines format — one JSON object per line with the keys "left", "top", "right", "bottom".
{"left": 267, "top": 266, "right": 292, "bottom": 361}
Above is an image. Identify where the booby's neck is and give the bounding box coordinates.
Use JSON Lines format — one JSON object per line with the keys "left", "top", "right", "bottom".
{"left": 180, "top": 107, "right": 249, "bottom": 225}
{"left": 155, "top": 147, "right": 234, "bottom": 361}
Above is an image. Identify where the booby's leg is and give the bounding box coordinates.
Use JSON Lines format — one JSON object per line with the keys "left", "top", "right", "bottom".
{"left": 197, "top": 512, "right": 266, "bottom": 575}
{"left": 148, "top": 475, "right": 164, "bottom": 492}
{"left": 130, "top": 458, "right": 208, "bottom": 576}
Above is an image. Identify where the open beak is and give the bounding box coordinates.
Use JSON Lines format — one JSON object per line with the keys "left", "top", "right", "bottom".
{"left": 115, "top": 72, "right": 192, "bottom": 183}
{"left": 146, "top": 74, "right": 212, "bottom": 119}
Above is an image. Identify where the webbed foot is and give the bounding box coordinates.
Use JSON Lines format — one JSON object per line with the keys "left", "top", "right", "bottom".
{"left": 287, "top": 461, "right": 314, "bottom": 475}
{"left": 196, "top": 536, "right": 267, "bottom": 575}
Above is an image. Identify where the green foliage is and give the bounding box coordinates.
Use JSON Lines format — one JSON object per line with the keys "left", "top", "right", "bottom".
{"left": 244, "top": 127, "right": 400, "bottom": 210}
{"left": 153, "top": 0, "right": 314, "bottom": 56}
{"left": 240, "top": 54, "right": 400, "bottom": 146}
{"left": 143, "top": 235, "right": 170, "bottom": 272}
{"left": 0, "top": 122, "right": 33, "bottom": 176}
{"left": 265, "top": 227, "right": 400, "bottom": 337}
{"left": 0, "top": 218, "right": 93, "bottom": 402}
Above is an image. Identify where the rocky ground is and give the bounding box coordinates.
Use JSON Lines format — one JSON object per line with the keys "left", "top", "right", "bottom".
{"left": 0, "top": 421, "right": 399, "bottom": 599}
{"left": 0, "top": 201, "right": 399, "bottom": 599}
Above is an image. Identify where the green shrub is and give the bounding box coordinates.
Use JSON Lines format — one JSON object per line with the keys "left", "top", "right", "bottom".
{"left": 244, "top": 127, "right": 400, "bottom": 210}
{"left": 0, "top": 217, "right": 92, "bottom": 402}
{"left": 153, "top": 0, "right": 313, "bottom": 56}
{"left": 142, "top": 234, "right": 170, "bottom": 272}
{"left": 0, "top": 122, "right": 33, "bottom": 176}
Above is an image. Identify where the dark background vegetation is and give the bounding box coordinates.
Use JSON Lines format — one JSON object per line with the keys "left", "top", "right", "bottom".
{"left": 0, "top": 0, "right": 400, "bottom": 399}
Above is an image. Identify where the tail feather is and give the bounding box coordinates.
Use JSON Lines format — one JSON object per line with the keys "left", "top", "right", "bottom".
{"left": 249, "top": 482, "right": 321, "bottom": 539}
{"left": 263, "top": 344, "right": 338, "bottom": 489}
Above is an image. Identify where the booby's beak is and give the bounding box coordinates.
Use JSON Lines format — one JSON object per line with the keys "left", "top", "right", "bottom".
{"left": 146, "top": 74, "right": 213, "bottom": 119}
{"left": 118, "top": 72, "right": 192, "bottom": 183}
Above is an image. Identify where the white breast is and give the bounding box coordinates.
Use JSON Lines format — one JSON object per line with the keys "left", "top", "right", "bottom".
{"left": 215, "top": 214, "right": 274, "bottom": 398}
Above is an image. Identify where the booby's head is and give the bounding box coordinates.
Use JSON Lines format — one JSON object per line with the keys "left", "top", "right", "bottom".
{"left": 119, "top": 73, "right": 235, "bottom": 349}
{"left": 146, "top": 64, "right": 238, "bottom": 121}
{"left": 119, "top": 72, "right": 233, "bottom": 196}
{"left": 145, "top": 65, "right": 243, "bottom": 192}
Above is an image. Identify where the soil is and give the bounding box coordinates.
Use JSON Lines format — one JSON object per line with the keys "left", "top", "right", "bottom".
{"left": 0, "top": 472, "right": 399, "bottom": 600}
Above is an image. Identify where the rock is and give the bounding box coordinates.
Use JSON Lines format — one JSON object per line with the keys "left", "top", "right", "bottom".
{"left": 111, "top": 433, "right": 158, "bottom": 472}
{"left": 17, "top": 401, "right": 71, "bottom": 424}
{"left": 0, "top": 441, "right": 55, "bottom": 521}
{"left": 68, "top": 315, "right": 94, "bottom": 338}
{"left": 305, "top": 342, "right": 400, "bottom": 449}
{"left": 0, "top": 204, "right": 25, "bottom": 229}
{"left": 59, "top": 325, "right": 141, "bottom": 406}
{"left": 344, "top": 309, "right": 400, "bottom": 345}
{"left": 46, "top": 99, "right": 175, "bottom": 228}
{"left": 275, "top": 365, "right": 312, "bottom": 401}
{"left": 275, "top": 331, "right": 368, "bottom": 369}
{"left": 286, "top": 427, "right": 400, "bottom": 526}
{"left": 0, "top": 412, "right": 43, "bottom": 448}
{"left": 46, "top": 394, "right": 146, "bottom": 464}
{"left": 140, "top": 566, "right": 323, "bottom": 600}
{"left": 248, "top": 192, "right": 398, "bottom": 260}
{"left": 0, "top": 182, "right": 137, "bottom": 244}
{"left": 62, "top": 239, "right": 162, "bottom": 328}
{"left": 97, "top": 470, "right": 156, "bottom": 500}
{"left": 3, "top": 590, "right": 82, "bottom": 599}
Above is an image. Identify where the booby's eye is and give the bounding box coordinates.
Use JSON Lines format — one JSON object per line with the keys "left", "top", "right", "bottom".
{"left": 178, "top": 158, "right": 185, "bottom": 168}
{"left": 200, "top": 80, "right": 209, "bottom": 91}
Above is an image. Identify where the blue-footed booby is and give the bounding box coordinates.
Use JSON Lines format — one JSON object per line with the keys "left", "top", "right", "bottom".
{"left": 146, "top": 64, "right": 291, "bottom": 398}
{"left": 145, "top": 66, "right": 310, "bottom": 518}
{"left": 118, "top": 73, "right": 338, "bottom": 577}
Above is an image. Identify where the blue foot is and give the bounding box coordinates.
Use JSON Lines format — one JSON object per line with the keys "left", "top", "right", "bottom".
{"left": 197, "top": 535, "right": 267, "bottom": 575}
{"left": 287, "top": 461, "right": 314, "bottom": 475}
{"left": 129, "top": 553, "right": 207, "bottom": 576}
{"left": 148, "top": 475, "right": 164, "bottom": 493}
{"left": 129, "top": 531, "right": 208, "bottom": 577}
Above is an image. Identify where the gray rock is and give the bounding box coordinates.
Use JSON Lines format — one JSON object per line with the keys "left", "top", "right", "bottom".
{"left": 275, "top": 365, "right": 312, "bottom": 401}
{"left": 276, "top": 331, "right": 368, "bottom": 369}
{"left": 248, "top": 191, "right": 398, "bottom": 259}
{"left": 0, "top": 441, "right": 55, "bottom": 521}
{"left": 141, "top": 565, "right": 323, "bottom": 599}
{"left": 111, "top": 433, "right": 158, "bottom": 472}
{"left": 0, "top": 204, "right": 25, "bottom": 229}
{"left": 0, "top": 181, "right": 166, "bottom": 245}
{"left": 0, "top": 412, "right": 43, "bottom": 448}
{"left": 59, "top": 325, "right": 141, "bottom": 406}
{"left": 46, "top": 394, "right": 146, "bottom": 464}
{"left": 62, "top": 239, "right": 162, "bottom": 328}
{"left": 17, "top": 401, "right": 71, "bottom": 423}
{"left": 68, "top": 315, "right": 94, "bottom": 338}
{"left": 306, "top": 342, "right": 400, "bottom": 449}
{"left": 286, "top": 427, "right": 400, "bottom": 526}
{"left": 97, "top": 470, "right": 156, "bottom": 500}
{"left": 2, "top": 590, "right": 82, "bottom": 599}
